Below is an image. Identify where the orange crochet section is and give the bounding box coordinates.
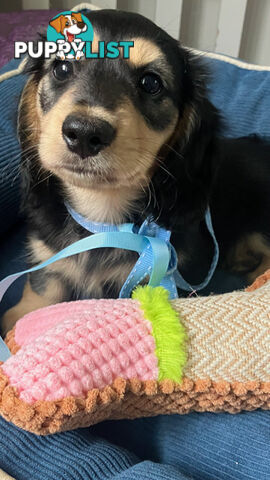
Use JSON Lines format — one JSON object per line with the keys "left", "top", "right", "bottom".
{"left": 246, "top": 268, "right": 270, "bottom": 291}
{"left": 5, "top": 330, "right": 19, "bottom": 355}
{"left": 0, "top": 365, "right": 269, "bottom": 435}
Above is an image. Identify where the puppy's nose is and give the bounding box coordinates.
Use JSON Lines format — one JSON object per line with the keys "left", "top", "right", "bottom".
{"left": 62, "top": 115, "right": 116, "bottom": 158}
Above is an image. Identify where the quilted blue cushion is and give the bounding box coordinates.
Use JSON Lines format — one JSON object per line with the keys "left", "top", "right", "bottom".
{"left": 206, "top": 53, "right": 270, "bottom": 139}
{"left": 0, "top": 59, "right": 27, "bottom": 235}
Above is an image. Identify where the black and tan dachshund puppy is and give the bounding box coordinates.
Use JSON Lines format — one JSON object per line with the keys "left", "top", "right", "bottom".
{"left": 3, "top": 9, "right": 270, "bottom": 333}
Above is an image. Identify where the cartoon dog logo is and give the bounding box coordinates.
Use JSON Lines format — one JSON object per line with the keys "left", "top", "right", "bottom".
{"left": 49, "top": 12, "right": 88, "bottom": 60}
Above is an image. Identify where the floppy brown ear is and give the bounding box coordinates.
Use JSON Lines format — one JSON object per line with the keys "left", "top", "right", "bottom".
{"left": 72, "top": 12, "right": 83, "bottom": 22}
{"left": 49, "top": 15, "right": 64, "bottom": 33}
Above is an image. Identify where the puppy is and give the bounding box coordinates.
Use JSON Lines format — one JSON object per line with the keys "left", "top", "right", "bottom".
{"left": 3, "top": 9, "right": 270, "bottom": 333}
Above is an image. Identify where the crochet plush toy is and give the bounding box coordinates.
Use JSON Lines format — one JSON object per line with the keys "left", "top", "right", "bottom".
{"left": 0, "top": 271, "right": 269, "bottom": 435}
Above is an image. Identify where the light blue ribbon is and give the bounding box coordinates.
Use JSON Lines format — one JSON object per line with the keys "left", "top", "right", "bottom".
{"left": 0, "top": 206, "right": 219, "bottom": 362}
{"left": 66, "top": 204, "right": 219, "bottom": 298}
{"left": 0, "top": 339, "right": 12, "bottom": 362}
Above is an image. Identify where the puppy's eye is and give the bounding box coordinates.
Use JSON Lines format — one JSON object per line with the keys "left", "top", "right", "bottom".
{"left": 53, "top": 61, "right": 73, "bottom": 81}
{"left": 139, "top": 73, "right": 163, "bottom": 95}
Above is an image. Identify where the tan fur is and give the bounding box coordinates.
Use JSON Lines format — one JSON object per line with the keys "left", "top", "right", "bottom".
{"left": 38, "top": 92, "right": 178, "bottom": 222}
{"left": 66, "top": 186, "right": 144, "bottom": 224}
{"left": 74, "top": 104, "right": 116, "bottom": 127}
{"left": 225, "top": 232, "right": 270, "bottom": 282}
{"left": 27, "top": 237, "right": 135, "bottom": 304}
{"left": 246, "top": 234, "right": 270, "bottom": 282}
{"left": 28, "top": 237, "right": 87, "bottom": 289}
{"left": 176, "top": 104, "right": 199, "bottom": 146}
{"left": 31, "top": 238, "right": 134, "bottom": 293}
{"left": 128, "top": 38, "right": 174, "bottom": 87}
{"left": 18, "top": 77, "right": 41, "bottom": 148}
{"left": 128, "top": 38, "right": 163, "bottom": 67}
{"left": 2, "top": 280, "right": 63, "bottom": 335}
{"left": 20, "top": 37, "right": 178, "bottom": 226}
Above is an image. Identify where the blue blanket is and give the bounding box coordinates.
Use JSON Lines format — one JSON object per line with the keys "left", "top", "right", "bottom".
{"left": 0, "top": 411, "right": 270, "bottom": 479}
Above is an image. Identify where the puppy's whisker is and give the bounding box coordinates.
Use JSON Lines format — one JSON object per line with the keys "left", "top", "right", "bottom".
{"left": 155, "top": 158, "right": 177, "bottom": 180}
{"left": 117, "top": 135, "right": 185, "bottom": 161}
{"left": 115, "top": 145, "right": 177, "bottom": 181}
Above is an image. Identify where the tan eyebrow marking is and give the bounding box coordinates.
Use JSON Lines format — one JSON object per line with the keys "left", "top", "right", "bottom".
{"left": 127, "top": 37, "right": 173, "bottom": 86}
{"left": 128, "top": 38, "right": 164, "bottom": 67}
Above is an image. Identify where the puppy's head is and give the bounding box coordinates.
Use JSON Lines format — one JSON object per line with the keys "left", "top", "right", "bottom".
{"left": 19, "top": 10, "right": 219, "bottom": 223}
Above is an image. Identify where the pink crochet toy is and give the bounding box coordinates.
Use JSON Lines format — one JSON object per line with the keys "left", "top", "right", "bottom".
{"left": 1, "top": 273, "right": 270, "bottom": 435}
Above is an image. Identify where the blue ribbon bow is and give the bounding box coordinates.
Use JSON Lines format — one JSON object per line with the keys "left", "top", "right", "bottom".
{"left": 0, "top": 205, "right": 219, "bottom": 362}
{"left": 66, "top": 204, "right": 219, "bottom": 299}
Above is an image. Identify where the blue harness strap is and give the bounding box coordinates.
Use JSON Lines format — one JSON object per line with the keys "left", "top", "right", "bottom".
{"left": 0, "top": 205, "right": 219, "bottom": 362}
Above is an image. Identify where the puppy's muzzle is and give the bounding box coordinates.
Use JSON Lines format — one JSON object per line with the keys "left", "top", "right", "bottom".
{"left": 62, "top": 115, "right": 116, "bottom": 158}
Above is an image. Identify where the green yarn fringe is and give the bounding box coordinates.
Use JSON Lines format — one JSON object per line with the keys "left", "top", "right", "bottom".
{"left": 132, "top": 286, "right": 187, "bottom": 383}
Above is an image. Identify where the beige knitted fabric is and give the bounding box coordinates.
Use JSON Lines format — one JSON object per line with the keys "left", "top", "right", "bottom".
{"left": 173, "top": 282, "right": 270, "bottom": 382}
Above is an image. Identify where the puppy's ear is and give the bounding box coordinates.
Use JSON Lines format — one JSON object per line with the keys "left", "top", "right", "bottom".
{"left": 151, "top": 48, "right": 220, "bottom": 226}
{"left": 49, "top": 15, "right": 64, "bottom": 34}
{"left": 178, "top": 49, "right": 220, "bottom": 178}
{"left": 21, "top": 33, "right": 46, "bottom": 76}
{"left": 18, "top": 33, "right": 47, "bottom": 210}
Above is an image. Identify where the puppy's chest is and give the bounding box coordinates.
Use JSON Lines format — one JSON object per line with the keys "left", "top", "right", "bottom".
{"left": 31, "top": 235, "right": 138, "bottom": 298}
{"left": 30, "top": 218, "right": 188, "bottom": 298}
{"left": 73, "top": 247, "right": 138, "bottom": 296}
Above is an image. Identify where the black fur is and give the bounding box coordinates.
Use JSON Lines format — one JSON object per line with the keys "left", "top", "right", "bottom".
{"left": 19, "top": 10, "right": 270, "bottom": 297}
